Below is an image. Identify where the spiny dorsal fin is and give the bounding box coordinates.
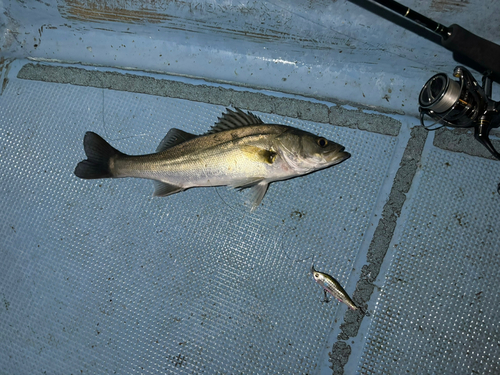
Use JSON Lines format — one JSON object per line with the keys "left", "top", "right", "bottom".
{"left": 207, "top": 108, "right": 264, "bottom": 134}
{"left": 156, "top": 129, "right": 198, "bottom": 152}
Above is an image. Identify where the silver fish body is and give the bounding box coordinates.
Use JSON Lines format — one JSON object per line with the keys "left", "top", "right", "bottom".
{"left": 75, "top": 108, "right": 350, "bottom": 210}
{"left": 311, "top": 265, "right": 359, "bottom": 311}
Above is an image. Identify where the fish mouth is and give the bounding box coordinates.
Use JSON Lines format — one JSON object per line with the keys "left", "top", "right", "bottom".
{"left": 327, "top": 146, "right": 351, "bottom": 165}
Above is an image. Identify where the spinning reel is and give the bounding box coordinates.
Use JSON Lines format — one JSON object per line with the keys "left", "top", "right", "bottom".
{"left": 419, "top": 66, "right": 500, "bottom": 160}
{"left": 360, "top": 0, "right": 500, "bottom": 160}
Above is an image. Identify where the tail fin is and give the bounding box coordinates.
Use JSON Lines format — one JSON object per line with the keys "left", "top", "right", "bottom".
{"left": 74, "top": 132, "right": 126, "bottom": 179}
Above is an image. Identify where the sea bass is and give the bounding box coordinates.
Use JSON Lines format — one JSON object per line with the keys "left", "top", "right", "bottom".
{"left": 74, "top": 108, "right": 350, "bottom": 210}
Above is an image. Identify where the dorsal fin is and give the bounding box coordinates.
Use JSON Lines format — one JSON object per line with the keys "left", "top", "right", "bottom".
{"left": 207, "top": 108, "right": 264, "bottom": 134}
{"left": 156, "top": 128, "right": 197, "bottom": 152}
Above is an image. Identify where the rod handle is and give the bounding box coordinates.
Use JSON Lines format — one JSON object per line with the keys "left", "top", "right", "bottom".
{"left": 442, "top": 24, "right": 500, "bottom": 77}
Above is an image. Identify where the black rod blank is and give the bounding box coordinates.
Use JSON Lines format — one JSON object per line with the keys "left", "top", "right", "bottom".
{"left": 371, "top": 0, "right": 449, "bottom": 37}
{"left": 368, "top": 0, "right": 500, "bottom": 77}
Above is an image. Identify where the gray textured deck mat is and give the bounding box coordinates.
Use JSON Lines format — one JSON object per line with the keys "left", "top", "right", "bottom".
{"left": 357, "top": 148, "right": 500, "bottom": 375}
{"left": 0, "top": 64, "right": 396, "bottom": 374}
{"left": 1, "top": 61, "right": 500, "bottom": 374}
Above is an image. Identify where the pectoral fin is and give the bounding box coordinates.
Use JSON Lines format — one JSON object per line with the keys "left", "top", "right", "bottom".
{"left": 152, "top": 181, "right": 184, "bottom": 197}
{"left": 239, "top": 145, "right": 277, "bottom": 164}
{"left": 246, "top": 181, "right": 269, "bottom": 211}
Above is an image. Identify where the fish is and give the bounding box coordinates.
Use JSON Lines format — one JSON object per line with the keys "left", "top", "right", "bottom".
{"left": 311, "top": 264, "right": 369, "bottom": 316}
{"left": 74, "top": 108, "right": 350, "bottom": 210}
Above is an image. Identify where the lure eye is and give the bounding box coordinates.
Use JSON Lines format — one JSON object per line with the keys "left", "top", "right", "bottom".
{"left": 317, "top": 138, "right": 328, "bottom": 147}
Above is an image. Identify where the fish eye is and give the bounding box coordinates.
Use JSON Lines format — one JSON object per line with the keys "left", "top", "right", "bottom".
{"left": 317, "top": 138, "right": 328, "bottom": 147}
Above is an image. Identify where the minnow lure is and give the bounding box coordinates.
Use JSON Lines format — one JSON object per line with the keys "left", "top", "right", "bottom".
{"left": 311, "top": 265, "right": 369, "bottom": 316}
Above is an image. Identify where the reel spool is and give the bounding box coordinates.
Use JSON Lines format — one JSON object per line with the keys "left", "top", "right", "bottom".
{"left": 419, "top": 66, "right": 500, "bottom": 159}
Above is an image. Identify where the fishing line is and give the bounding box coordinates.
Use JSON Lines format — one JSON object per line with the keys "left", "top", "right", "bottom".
{"left": 215, "top": 187, "right": 237, "bottom": 211}
{"left": 108, "top": 133, "right": 151, "bottom": 142}
{"left": 97, "top": 76, "right": 151, "bottom": 144}
{"left": 266, "top": 0, "right": 437, "bottom": 72}
{"left": 201, "top": 172, "right": 243, "bottom": 212}
{"left": 102, "top": 88, "right": 107, "bottom": 138}
{"left": 95, "top": 73, "right": 110, "bottom": 140}
{"left": 278, "top": 226, "right": 372, "bottom": 315}
{"left": 279, "top": 225, "right": 315, "bottom": 263}
{"left": 186, "top": 130, "right": 244, "bottom": 213}
{"left": 96, "top": 73, "right": 155, "bottom": 144}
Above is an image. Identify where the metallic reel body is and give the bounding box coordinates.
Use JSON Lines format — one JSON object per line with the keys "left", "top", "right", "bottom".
{"left": 419, "top": 66, "right": 500, "bottom": 159}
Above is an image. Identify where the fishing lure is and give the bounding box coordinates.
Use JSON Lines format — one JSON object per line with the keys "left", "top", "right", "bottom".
{"left": 311, "top": 265, "right": 369, "bottom": 316}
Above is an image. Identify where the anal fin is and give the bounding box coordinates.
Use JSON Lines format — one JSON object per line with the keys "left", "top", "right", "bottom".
{"left": 153, "top": 181, "right": 184, "bottom": 197}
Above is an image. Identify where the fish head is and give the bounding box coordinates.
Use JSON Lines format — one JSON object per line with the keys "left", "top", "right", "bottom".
{"left": 275, "top": 128, "right": 350, "bottom": 175}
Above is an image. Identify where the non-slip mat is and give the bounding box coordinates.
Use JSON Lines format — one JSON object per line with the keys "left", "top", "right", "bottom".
{"left": 0, "top": 76, "right": 396, "bottom": 374}
{"left": 358, "top": 148, "right": 500, "bottom": 375}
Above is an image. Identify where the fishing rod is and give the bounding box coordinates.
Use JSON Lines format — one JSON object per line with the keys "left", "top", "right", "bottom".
{"left": 362, "top": 0, "right": 500, "bottom": 159}
{"left": 369, "top": 0, "right": 500, "bottom": 77}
